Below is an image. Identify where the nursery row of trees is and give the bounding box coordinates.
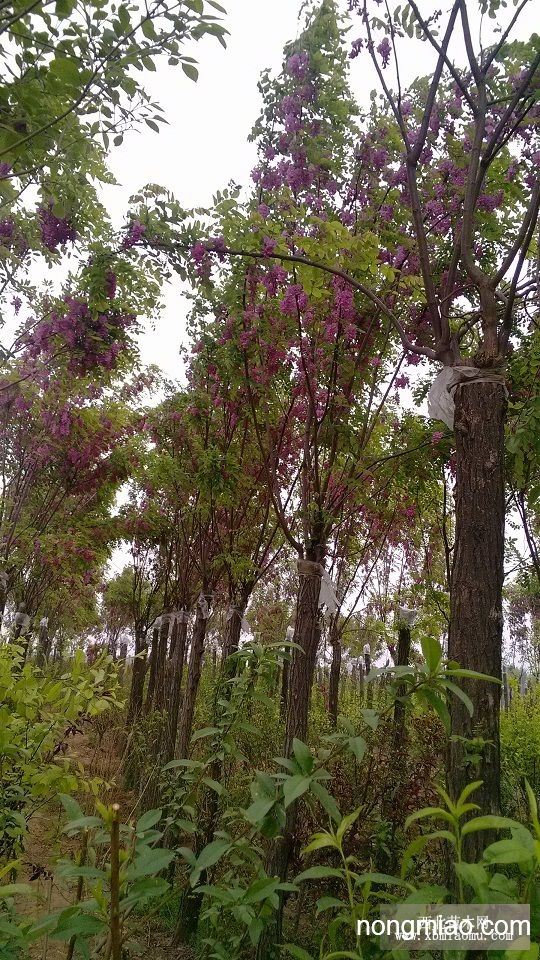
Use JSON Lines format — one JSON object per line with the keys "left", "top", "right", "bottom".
{"left": 1, "top": 0, "right": 540, "bottom": 955}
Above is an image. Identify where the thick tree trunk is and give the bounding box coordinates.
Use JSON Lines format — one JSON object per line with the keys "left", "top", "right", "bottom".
{"left": 448, "top": 380, "right": 506, "bottom": 827}
{"left": 221, "top": 602, "right": 245, "bottom": 664}
{"left": 257, "top": 557, "right": 323, "bottom": 960}
{"left": 175, "top": 597, "right": 212, "bottom": 759}
{"left": 284, "top": 559, "right": 323, "bottom": 753}
{"left": 328, "top": 620, "right": 341, "bottom": 728}
{"left": 127, "top": 625, "right": 148, "bottom": 724}
{"left": 162, "top": 616, "right": 189, "bottom": 763}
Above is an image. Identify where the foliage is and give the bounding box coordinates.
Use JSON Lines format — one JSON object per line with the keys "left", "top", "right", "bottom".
{"left": 0, "top": 645, "right": 122, "bottom": 859}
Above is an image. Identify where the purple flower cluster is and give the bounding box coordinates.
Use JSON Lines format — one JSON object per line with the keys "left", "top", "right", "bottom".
{"left": 377, "top": 37, "right": 391, "bottom": 68}
{"left": 122, "top": 220, "right": 146, "bottom": 249}
{"left": 0, "top": 219, "right": 14, "bottom": 243}
{"left": 280, "top": 283, "right": 308, "bottom": 315}
{"left": 104, "top": 270, "right": 117, "bottom": 300}
{"left": 27, "top": 296, "right": 135, "bottom": 373}
{"left": 39, "top": 205, "right": 77, "bottom": 251}
{"left": 286, "top": 51, "right": 309, "bottom": 80}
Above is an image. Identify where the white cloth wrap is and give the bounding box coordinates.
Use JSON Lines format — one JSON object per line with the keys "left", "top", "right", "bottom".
{"left": 318, "top": 569, "right": 339, "bottom": 615}
{"left": 395, "top": 606, "right": 417, "bottom": 627}
{"left": 428, "top": 366, "right": 507, "bottom": 429}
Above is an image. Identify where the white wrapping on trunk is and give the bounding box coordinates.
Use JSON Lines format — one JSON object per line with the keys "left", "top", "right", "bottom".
{"left": 395, "top": 606, "right": 418, "bottom": 627}
{"left": 427, "top": 367, "right": 456, "bottom": 428}
{"left": 197, "top": 594, "right": 212, "bottom": 619}
{"left": 428, "top": 366, "right": 508, "bottom": 430}
{"left": 318, "top": 569, "right": 339, "bottom": 614}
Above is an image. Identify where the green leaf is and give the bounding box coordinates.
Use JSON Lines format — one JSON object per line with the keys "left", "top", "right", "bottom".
{"left": 59, "top": 794, "right": 84, "bottom": 821}
{"left": 310, "top": 781, "right": 341, "bottom": 824}
{"left": 245, "top": 797, "right": 275, "bottom": 824}
{"left": 295, "top": 865, "right": 343, "bottom": 882}
{"left": 420, "top": 687, "right": 451, "bottom": 733}
{"left": 182, "top": 62, "right": 199, "bottom": 82}
{"left": 316, "top": 895, "right": 346, "bottom": 914}
{"left": 136, "top": 809, "right": 162, "bottom": 832}
{"left": 191, "top": 726, "right": 220, "bottom": 741}
{"left": 283, "top": 774, "right": 311, "bottom": 808}
{"left": 482, "top": 838, "right": 534, "bottom": 865}
{"left": 348, "top": 736, "right": 366, "bottom": 762}
{"left": 404, "top": 807, "right": 455, "bottom": 830}
{"left": 292, "top": 738, "right": 314, "bottom": 774}
{"left": 141, "top": 18, "right": 157, "bottom": 39}
{"left": 302, "top": 831, "right": 337, "bottom": 854}
{"left": 443, "top": 680, "right": 474, "bottom": 716}
{"left": 461, "top": 816, "right": 519, "bottom": 836}
{"left": 193, "top": 839, "right": 230, "bottom": 874}
{"left": 420, "top": 635, "right": 442, "bottom": 672}
{"left": 282, "top": 946, "right": 315, "bottom": 960}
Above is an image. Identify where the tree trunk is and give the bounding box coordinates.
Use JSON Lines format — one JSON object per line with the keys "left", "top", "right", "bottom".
{"left": 127, "top": 625, "right": 148, "bottom": 724}
{"left": 257, "top": 557, "right": 323, "bottom": 960}
{"left": 284, "top": 559, "right": 322, "bottom": 753}
{"left": 280, "top": 656, "right": 289, "bottom": 721}
{"left": 144, "top": 621, "right": 160, "bottom": 713}
{"left": 448, "top": 380, "right": 506, "bottom": 829}
{"left": 222, "top": 603, "right": 245, "bottom": 663}
{"left": 393, "top": 624, "right": 411, "bottom": 748}
{"left": 328, "top": 620, "right": 341, "bottom": 728}
{"left": 176, "top": 597, "right": 211, "bottom": 759}
{"left": 162, "top": 615, "right": 189, "bottom": 763}
{"left": 152, "top": 616, "right": 171, "bottom": 713}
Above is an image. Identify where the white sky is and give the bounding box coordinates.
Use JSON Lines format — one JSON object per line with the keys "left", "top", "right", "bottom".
{"left": 103, "top": 0, "right": 305, "bottom": 376}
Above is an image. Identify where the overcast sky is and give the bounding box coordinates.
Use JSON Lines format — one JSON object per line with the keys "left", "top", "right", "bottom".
{"left": 103, "top": 0, "right": 305, "bottom": 376}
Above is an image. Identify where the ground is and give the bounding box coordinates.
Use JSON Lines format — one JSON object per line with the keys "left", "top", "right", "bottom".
{"left": 17, "top": 725, "right": 194, "bottom": 959}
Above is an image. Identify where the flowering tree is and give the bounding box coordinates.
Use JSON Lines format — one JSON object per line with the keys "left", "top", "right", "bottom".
{"left": 135, "top": 4, "right": 446, "bottom": 947}
{"left": 139, "top": 0, "right": 540, "bottom": 834}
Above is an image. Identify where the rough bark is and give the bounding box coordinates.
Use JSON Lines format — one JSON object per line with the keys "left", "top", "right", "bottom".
{"left": 175, "top": 598, "right": 211, "bottom": 760}
{"left": 448, "top": 380, "right": 506, "bottom": 831}
{"left": 393, "top": 625, "right": 412, "bottom": 749}
{"left": 257, "top": 558, "right": 323, "bottom": 960}
{"left": 144, "top": 621, "right": 160, "bottom": 713}
{"left": 127, "top": 625, "right": 148, "bottom": 724}
{"left": 162, "top": 616, "right": 189, "bottom": 763}
{"left": 152, "top": 616, "right": 171, "bottom": 712}
{"left": 284, "top": 559, "right": 323, "bottom": 754}
{"left": 279, "top": 656, "right": 289, "bottom": 722}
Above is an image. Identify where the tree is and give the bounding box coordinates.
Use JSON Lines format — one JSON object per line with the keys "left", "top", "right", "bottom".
{"left": 150, "top": 0, "right": 539, "bottom": 830}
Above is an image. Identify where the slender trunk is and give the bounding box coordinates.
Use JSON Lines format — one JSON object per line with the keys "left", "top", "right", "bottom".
{"left": 448, "top": 380, "right": 505, "bottom": 832}
{"left": 328, "top": 621, "right": 341, "bottom": 728}
{"left": 173, "top": 594, "right": 252, "bottom": 943}
{"left": 35, "top": 625, "right": 51, "bottom": 667}
{"left": 144, "top": 621, "right": 160, "bottom": 713}
{"left": 280, "top": 656, "right": 289, "bottom": 721}
{"left": 257, "top": 557, "right": 323, "bottom": 960}
{"left": 127, "top": 626, "right": 148, "bottom": 724}
{"left": 392, "top": 624, "right": 412, "bottom": 748}
{"left": 222, "top": 603, "right": 245, "bottom": 664}
{"left": 162, "top": 616, "right": 189, "bottom": 763}
{"left": 152, "top": 616, "right": 170, "bottom": 713}
{"left": 176, "top": 597, "right": 212, "bottom": 760}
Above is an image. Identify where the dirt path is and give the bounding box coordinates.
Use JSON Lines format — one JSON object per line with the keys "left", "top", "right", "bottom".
{"left": 18, "top": 725, "right": 195, "bottom": 960}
